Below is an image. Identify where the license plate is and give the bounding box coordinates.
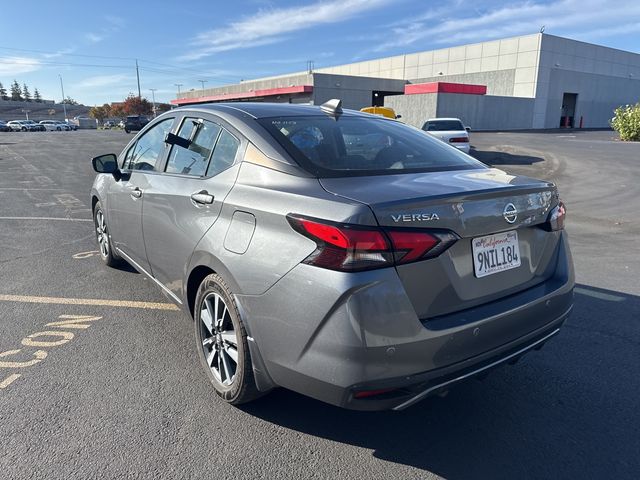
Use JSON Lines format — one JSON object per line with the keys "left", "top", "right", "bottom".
{"left": 472, "top": 231, "right": 521, "bottom": 278}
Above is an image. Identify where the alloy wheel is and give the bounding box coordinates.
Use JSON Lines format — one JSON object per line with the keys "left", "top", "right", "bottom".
{"left": 199, "top": 292, "right": 239, "bottom": 386}
{"left": 95, "top": 209, "right": 109, "bottom": 258}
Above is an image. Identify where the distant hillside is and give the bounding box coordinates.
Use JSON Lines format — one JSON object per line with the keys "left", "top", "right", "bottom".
{"left": 0, "top": 100, "right": 90, "bottom": 121}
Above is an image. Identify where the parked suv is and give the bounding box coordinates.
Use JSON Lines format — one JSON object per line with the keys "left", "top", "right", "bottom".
{"left": 39, "top": 120, "right": 70, "bottom": 131}
{"left": 7, "top": 120, "right": 42, "bottom": 132}
{"left": 90, "top": 102, "right": 574, "bottom": 411}
{"left": 124, "top": 115, "right": 150, "bottom": 133}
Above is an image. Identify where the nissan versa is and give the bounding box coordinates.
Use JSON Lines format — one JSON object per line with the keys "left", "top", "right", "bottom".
{"left": 90, "top": 101, "right": 574, "bottom": 411}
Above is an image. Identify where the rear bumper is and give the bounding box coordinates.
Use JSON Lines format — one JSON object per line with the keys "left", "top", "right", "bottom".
{"left": 238, "top": 231, "right": 574, "bottom": 410}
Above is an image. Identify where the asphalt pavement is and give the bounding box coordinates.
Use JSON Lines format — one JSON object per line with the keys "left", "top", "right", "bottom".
{"left": 0, "top": 129, "right": 638, "bottom": 479}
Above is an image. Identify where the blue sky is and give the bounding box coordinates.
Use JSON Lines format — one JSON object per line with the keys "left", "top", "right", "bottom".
{"left": 1, "top": 0, "right": 639, "bottom": 106}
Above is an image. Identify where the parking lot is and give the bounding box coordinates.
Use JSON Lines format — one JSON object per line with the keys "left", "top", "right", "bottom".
{"left": 1, "top": 129, "right": 638, "bottom": 479}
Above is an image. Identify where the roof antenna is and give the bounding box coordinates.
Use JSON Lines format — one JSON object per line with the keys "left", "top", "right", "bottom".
{"left": 540, "top": 25, "right": 545, "bottom": 33}
{"left": 320, "top": 98, "right": 342, "bottom": 116}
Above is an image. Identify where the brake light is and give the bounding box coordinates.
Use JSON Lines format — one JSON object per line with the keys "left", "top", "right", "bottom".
{"left": 449, "top": 136, "right": 469, "bottom": 143}
{"left": 287, "top": 215, "right": 457, "bottom": 271}
{"left": 544, "top": 201, "right": 566, "bottom": 231}
{"left": 354, "top": 388, "right": 398, "bottom": 399}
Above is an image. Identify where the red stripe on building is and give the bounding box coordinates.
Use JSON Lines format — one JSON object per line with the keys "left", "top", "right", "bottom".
{"left": 171, "top": 85, "right": 314, "bottom": 105}
{"left": 404, "top": 82, "right": 487, "bottom": 95}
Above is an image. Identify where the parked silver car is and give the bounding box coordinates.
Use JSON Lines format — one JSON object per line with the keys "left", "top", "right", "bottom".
{"left": 90, "top": 101, "right": 574, "bottom": 410}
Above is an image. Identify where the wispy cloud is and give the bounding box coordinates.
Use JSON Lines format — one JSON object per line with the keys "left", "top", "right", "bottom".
{"left": 180, "top": 0, "right": 390, "bottom": 61}
{"left": 42, "top": 48, "right": 76, "bottom": 59}
{"left": 104, "top": 15, "right": 125, "bottom": 29}
{"left": 84, "top": 15, "right": 125, "bottom": 45}
{"left": 0, "top": 56, "right": 41, "bottom": 76}
{"left": 85, "top": 33, "right": 105, "bottom": 44}
{"left": 373, "top": 0, "right": 640, "bottom": 52}
{"left": 76, "top": 74, "right": 134, "bottom": 89}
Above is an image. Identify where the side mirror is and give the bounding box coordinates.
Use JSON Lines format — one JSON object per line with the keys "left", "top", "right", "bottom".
{"left": 395, "top": 114, "right": 402, "bottom": 119}
{"left": 465, "top": 126, "right": 471, "bottom": 132}
{"left": 92, "top": 153, "right": 118, "bottom": 174}
{"left": 165, "top": 132, "right": 191, "bottom": 149}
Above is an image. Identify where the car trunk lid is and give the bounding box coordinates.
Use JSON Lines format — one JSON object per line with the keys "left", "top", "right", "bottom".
{"left": 320, "top": 168, "right": 560, "bottom": 319}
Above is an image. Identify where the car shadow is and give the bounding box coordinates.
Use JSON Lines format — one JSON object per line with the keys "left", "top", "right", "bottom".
{"left": 241, "top": 284, "right": 640, "bottom": 479}
{"left": 470, "top": 147, "right": 544, "bottom": 166}
{"left": 114, "top": 260, "right": 139, "bottom": 274}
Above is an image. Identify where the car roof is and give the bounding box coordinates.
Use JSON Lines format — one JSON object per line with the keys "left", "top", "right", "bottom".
{"left": 426, "top": 118, "right": 463, "bottom": 122}
{"left": 175, "top": 102, "right": 371, "bottom": 120}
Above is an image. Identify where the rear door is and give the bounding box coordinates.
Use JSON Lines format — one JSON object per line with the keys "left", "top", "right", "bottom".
{"left": 141, "top": 114, "right": 244, "bottom": 301}
{"left": 108, "top": 116, "right": 176, "bottom": 273}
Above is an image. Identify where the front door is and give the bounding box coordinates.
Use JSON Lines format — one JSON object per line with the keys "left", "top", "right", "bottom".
{"left": 108, "top": 117, "right": 176, "bottom": 273}
{"left": 141, "top": 115, "right": 243, "bottom": 300}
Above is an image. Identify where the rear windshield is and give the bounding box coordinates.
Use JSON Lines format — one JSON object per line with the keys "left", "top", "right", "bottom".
{"left": 423, "top": 120, "right": 465, "bottom": 131}
{"left": 258, "top": 115, "right": 483, "bottom": 177}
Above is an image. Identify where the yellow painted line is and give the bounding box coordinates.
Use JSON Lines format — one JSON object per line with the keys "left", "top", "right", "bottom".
{"left": 0, "top": 294, "right": 179, "bottom": 311}
{"left": 0, "top": 217, "right": 92, "bottom": 222}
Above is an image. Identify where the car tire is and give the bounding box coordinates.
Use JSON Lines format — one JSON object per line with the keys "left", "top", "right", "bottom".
{"left": 194, "top": 274, "right": 262, "bottom": 405}
{"left": 21, "top": 127, "right": 27, "bottom": 132}
{"left": 93, "top": 201, "right": 122, "bottom": 267}
{"left": 56, "top": 127, "right": 61, "bottom": 131}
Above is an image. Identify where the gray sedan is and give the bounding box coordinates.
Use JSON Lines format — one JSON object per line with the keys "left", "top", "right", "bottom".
{"left": 90, "top": 101, "right": 574, "bottom": 410}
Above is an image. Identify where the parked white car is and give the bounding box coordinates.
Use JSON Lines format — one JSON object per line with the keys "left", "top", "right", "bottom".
{"left": 7, "top": 120, "right": 42, "bottom": 132}
{"left": 39, "top": 120, "right": 70, "bottom": 131}
{"left": 422, "top": 118, "right": 471, "bottom": 154}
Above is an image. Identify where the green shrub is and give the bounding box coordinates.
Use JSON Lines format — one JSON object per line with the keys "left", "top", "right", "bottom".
{"left": 611, "top": 103, "right": 640, "bottom": 141}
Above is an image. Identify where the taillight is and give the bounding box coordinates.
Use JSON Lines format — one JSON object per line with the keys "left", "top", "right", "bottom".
{"left": 287, "top": 215, "right": 457, "bottom": 271}
{"left": 449, "top": 136, "right": 469, "bottom": 143}
{"left": 544, "top": 201, "right": 566, "bottom": 231}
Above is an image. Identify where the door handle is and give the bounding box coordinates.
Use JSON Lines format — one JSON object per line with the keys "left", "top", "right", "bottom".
{"left": 190, "top": 190, "right": 214, "bottom": 205}
{"left": 130, "top": 187, "right": 142, "bottom": 199}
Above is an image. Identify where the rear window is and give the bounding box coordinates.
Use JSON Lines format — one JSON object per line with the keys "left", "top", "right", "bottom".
{"left": 258, "top": 115, "right": 483, "bottom": 177}
{"left": 423, "top": 120, "right": 465, "bottom": 131}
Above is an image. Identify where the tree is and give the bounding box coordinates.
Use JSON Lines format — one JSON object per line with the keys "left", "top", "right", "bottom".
{"left": 0, "top": 82, "right": 7, "bottom": 100}
{"left": 122, "top": 93, "right": 153, "bottom": 115}
{"left": 63, "top": 96, "right": 79, "bottom": 105}
{"left": 89, "top": 104, "right": 111, "bottom": 123}
{"left": 33, "top": 88, "right": 42, "bottom": 103}
{"left": 22, "top": 83, "right": 31, "bottom": 102}
{"left": 110, "top": 102, "right": 126, "bottom": 118}
{"left": 10, "top": 80, "right": 22, "bottom": 101}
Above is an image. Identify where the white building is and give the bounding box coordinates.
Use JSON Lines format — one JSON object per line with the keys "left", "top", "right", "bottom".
{"left": 173, "top": 33, "right": 640, "bottom": 130}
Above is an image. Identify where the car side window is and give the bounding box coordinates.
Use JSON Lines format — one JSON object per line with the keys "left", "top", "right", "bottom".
{"left": 165, "top": 118, "right": 221, "bottom": 176}
{"left": 207, "top": 129, "right": 240, "bottom": 177}
{"left": 126, "top": 118, "right": 174, "bottom": 171}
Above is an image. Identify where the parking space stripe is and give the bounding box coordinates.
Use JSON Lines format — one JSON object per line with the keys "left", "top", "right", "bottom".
{"left": 0, "top": 294, "right": 180, "bottom": 311}
{"left": 0, "top": 374, "right": 21, "bottom": 389}
{"left": 0, "top": 217, "right": 92, "bottom": 222}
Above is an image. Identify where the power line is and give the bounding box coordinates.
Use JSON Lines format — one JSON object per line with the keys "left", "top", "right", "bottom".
{"left": 0, "top": 46, "right": 240, "bottom": 82}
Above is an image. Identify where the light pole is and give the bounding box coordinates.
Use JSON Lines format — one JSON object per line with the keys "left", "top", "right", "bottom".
{"left": 149, "top": 88, "right": 157, "bottom": 118}
{"left": 59, "top": 74, "right": 67, "bottom": 120}
{"left": 198, "top": 79, "right": 208, "bottom": 94}
{"left": 174, "top": 83, "right": 183, "bottom": 98}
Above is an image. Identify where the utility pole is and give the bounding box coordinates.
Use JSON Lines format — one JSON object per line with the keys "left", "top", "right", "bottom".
{"left": 136, "top": 59, "right": 142, "bottom": 99}
{"left": 198, "top": 79, "right": 208, "bottom": 93}
{"left": 149, "top": 88, "right": 157, "bottom": 118}
{"left": 58, "top": 74, "right": 67, "bottom": 120}
{"left": 174, "top": 83, "right": 183, "bottom": 97}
